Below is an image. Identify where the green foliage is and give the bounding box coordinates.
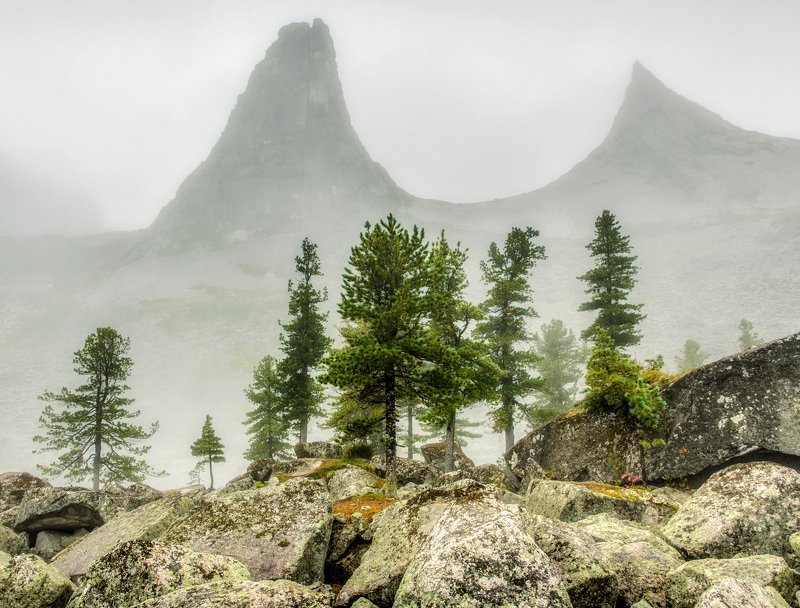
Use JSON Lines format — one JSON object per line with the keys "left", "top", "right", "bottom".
{"left": 190, "top": 414, "right": 225, "bottom": 490}
{"left": 578, "top": 210, "right": 645, "bottom": 349}
{"left": 475, "top": 226, "right": 546, "bottom": 450}
{"left": 279, "top": 238, "right": 331, "bottom": 443}
{"left": 738, "top": 318, "right": 762, "bottom": 350}
{"left": 675, "top": 339, "right": 707, "bottom": 372}
{"left": 626, "top": 376, "right": 667, "bottom": 430}
{"left": 243, "top": 356, "right": 292, "bottom": 461}
{"left": 35, "top": 327, "right": 162, "bottom": 490}
{"left": 524, "top": 319, "right": 588, "bottom": 426}
{"left": 342, "top": 441, "right": 376, "bottom": 460}
{"left": 419, "top": 414, "right": 483, "bottom": 447}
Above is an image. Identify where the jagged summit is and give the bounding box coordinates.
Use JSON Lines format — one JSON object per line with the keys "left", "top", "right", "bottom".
{"left": 151, "top": 19, "right": 408, "bottom": 243}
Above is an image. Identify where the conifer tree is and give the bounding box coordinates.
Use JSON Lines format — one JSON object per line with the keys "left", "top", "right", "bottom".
{"left": 35, "top": 327, "right": 162, "bottom": 490}
{"left": 243, "top": 356, "right": 291, "bottom": 461}
{"left": 476, "top": 227, "right": 546, "bottom": 451}
{"left": 524, "top": 319, "right": 587, "bottom": 426}
{"left": 578, "top": 210, "right": 645, "bottom": 349}
{"left": 675, "top": 339, "right": 707, "bottom": 372}
{"left": 322, "top": 215, "right": 432, "bottom": 482}
{"left": 421, "top": 233, "right": 498, "bottom": 471}
{"left": 190, "top": 415, "right": 225, "bottom": 490}
{"left": 279, "top": 238, "right": 331, "bottom": 444}
{"left": 738, "top": 319, "right": 762, "bottom": 350}
{"left": 420, "top": 414, "right": 483, "bottom": 448}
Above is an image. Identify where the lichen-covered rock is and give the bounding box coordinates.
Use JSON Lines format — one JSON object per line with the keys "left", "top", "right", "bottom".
{"left": 130, "top": 579, "right": 332, "bottom": 608}
{"left": 433, "top": 464, "right": 518, "bottom": 492}
{"left": 574, "top": 513, "right": 682, "bottom": 559}
{"left": 327, "top": 466, "right": 382, "bottom": 503}
{"left": 665, "top": 555, "right": 800, "bottom": 608}
{"left": 295, "top": 441, "right": 343, "bottom": 459}
{"left": 524, "top": 479, "right": 659, "bottom": 523}
{"left": 506, "top": 333, "right": 800, "bottom": 484}
{"left": 371, "top": 456, "right": 433, "bottom": 485}
{"left": 661, "top": 462, "right": 800, "bottom": 565}
{"left": 599, "top": 541, "right": 682, "bottom": 608}
{"left": 393, "top": 498, "right": 572, "bottom": 608}
{"left": 0, "top": 524, "right": 25, "bottom": 555}
{"left": 0, "top": 473, "right": 51, "bottom": 526}
{"left": 52, "top": 496, "right": 198, "bottom": 579}
{"left": 525, "top": 513, "right": 618, "bottom": 608}
{"left": 694, "top": 577, "right": 791, "bottom": 608}
{"left": 66, "top": 540, "right": 250, "bottom": 608}
{"left": 351, "top": 598, "right": 379, "bottom": 608}
{"left": 0, "top": 551, "right": 75, "bottom": 608}
{"left": 419, "top": 442, "right": 475, "bottom": 473}
{"left": 217, "top": 474, "right": 256, "bottom": 496}
{"left": 335, "top": 479, "right": 494, "bottom": 607}
{"left": 246, "top": 459, "right": 274, "bottom": 482}
{"left": 162, "top": 477, "right": 331, "bottom": 584}
{"left": 34, "top": 529, "right": 88, "bottom": 561}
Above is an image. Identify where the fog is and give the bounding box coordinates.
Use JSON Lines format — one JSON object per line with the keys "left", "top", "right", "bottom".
{"left": 1, "top": 0, "right": 800, "bottom": 233}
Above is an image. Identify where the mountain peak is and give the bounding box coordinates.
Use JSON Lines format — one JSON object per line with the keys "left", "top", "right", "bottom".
{"left": 151, "top": 19, "right": 407, "bottom": 243}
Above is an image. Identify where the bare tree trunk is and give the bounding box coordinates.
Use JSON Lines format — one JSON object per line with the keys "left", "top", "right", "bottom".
{"left": 93, "top": 402, "right": 102, "bottom": 492}
{"left": 209, "top": 455, "right": 215, "bottom": 490}
{"left": 504, "top": 420, "right": 515, "bottom": 453}
{"left": 407, "top": 403, "right": 413, "bottom": 460}
{"left": 299, "top": 420, "right": 308, "bottom": 445}
{"left": 384, "top": 371, "right": 397, "bottom": 484}
{"left": 445, "top": 409, "right": 456, "bottom": 473}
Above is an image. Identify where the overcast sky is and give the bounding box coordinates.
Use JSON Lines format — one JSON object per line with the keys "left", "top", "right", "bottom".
{"left": 1, "top": 0, "right": 799, "bottom": 232}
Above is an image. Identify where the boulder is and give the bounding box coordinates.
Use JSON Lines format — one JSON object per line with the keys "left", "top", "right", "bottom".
{"left": 370, "top": 456, "right": 432, "bottom": 485}
{"left": 419, "top": 442, "right": 475, "bottom": 472}
{"left": 574, "top": 513, "right": 683, "bottom": 559}
{"left": 294, "top": 441, "right": 343, "bottom": 459}
{"left": 524, "top": 514, "right": 618, "bottom": 608}
{"left": 271, "top": 459, "right": 326, "bottom": 478}
{"left": 506, "top": 333, "right": 800, "bottom": 484}
{"left": 352, "top": 599, "right": 379, "bottom": 608}
{"left": 0, "top": 472, "right": 50, "bottom": 526}
{"left": 392, "top": 498, "right": 572, "bottom": 608}
{"left": 661, "top": 462, "right": 800, "bottom": 565}
{"left": 694, "top": 577, "right": 791, "bottom": 608}
{"left": 0, "top": 524, "right": 25, "bottom": 555}
{"left": 161, "top": 477, "right": 331, "bottom": 584}
{"left": 433, "top": 464, "right": 518, "bottom": 492}
{"left": 665, "top": 555, "right": 800, "bottom": 608}
{"left": 131, "top": 579, "right": 332, "bottom": 608}
{"left": 327, "top": 466, "right": 382, "bottom": 503}
{"left": 52, "top": 495, "right": 198, "bottom": 579}
{"left": 600, "top": 541, "right": 683, "bottom": 608}
{"left": 34, "top": 529, "right": 87, "bottom": 561}
{"left": 246, "top": 459, "right": 274, "bottom": 482}
{"left": 335, "top": 479, "right": 494, "bottom": 607}
{"left": 217, "top": 474, "right": 256, "bottom": 495}
{"left": 0, "top": 551, "right": 75, "bottom": 608}
{"left": 66, "top": 540, "right": 250, "bottom": 608}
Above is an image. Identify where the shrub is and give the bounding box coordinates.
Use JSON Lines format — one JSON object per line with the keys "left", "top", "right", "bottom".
{"left": 342, "top": 441, "right": 375, "bottom": 460}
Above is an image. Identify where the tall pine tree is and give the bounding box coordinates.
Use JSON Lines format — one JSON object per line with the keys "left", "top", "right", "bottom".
{"left": 190, "top": 415, "right": 225, "bottom": 490}
{"left": 279, "top": 238, "right": 331, "bottom": 444}
{"left": 322, "top": 215, "right": 432, "bottom": 482}
{"left": 578, "top": 210, "right": 645, "bottom": 349}
{"left": 35, "top": 327, "right": 162, "bottom": 490}
{"left": 476, "top": 227, "right": 546, "bottom": 451}
{"left": 243, "top": 356, "right": 291, "bottom": 461}
{"left": 675, "top": 339, "right": 707, "bottom": 372}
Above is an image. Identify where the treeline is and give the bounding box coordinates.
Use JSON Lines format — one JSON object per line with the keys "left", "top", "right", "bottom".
{"left": 32, "top": 211, "right": 765, "bottom": 488}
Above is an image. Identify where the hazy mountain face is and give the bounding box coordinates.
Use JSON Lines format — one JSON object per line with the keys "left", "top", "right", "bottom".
{"left": 1, "top": 20, "right": 798, "bottom": 487}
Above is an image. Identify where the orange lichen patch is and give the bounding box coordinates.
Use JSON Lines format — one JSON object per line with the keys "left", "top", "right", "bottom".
{"left": 332, "top": 494, "right": 395, "bottom": 524}
{"left": 577, "top": 481, "right": 651, "bottom": 501}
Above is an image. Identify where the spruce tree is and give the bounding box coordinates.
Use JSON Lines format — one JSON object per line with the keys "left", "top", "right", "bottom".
{"left": 420, "top": 414, "right": 483, "bottom": 448}
{"left": 190, "top": 415, "right": 225, "bottom": 490}
{"left": 675, "top": 339, "right": 707, "bottom": 372}
{"left": 279, "top": 238, "right": 331, "bottom": 444}
{"left": 243, "top": 356, "right": 291, "bottom": 461}
{"left": 35, "top": 327, "right": 162, "bottom": 490}
{"left": 738, "top": 319, "right": 762, "bottom": 350}
{"left": 525, "top": 319, "right": 587, "bottom": 426}
{"left": 322, "top": 215, "right": 432, "bottom": 482}
{"left": 476, "top": 227, "right": 546, "bottom": 451}
{"left": 578, "top": 210, "right": 645, "bottom": 349}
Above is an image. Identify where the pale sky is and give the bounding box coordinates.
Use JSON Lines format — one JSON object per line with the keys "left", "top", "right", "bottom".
{"left": 1, "top": 0, "right": 799, "bottom": 232}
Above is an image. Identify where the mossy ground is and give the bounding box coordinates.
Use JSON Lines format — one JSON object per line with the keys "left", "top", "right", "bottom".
{"left": 333, "top": 494, "right": 395, "bottom": 525}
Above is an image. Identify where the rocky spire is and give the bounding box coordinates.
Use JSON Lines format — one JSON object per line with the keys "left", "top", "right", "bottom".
{"left": 151, "top": 19, "right": 407, "bottom": 243}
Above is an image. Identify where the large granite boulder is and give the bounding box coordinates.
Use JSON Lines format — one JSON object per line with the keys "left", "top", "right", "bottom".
{"left": 34, "top": 529, "right": 88, "bottom": 561}
{"left": 52, "top": 496, "right": 198, "bottom": 579}
{"left": 246, "top": 459, "right": 274, "bottom": 482}
{"left": 694, "top": 577, "right": 791, "bottom": 608}
{"left": 131, "top": 579, "right": 332, "bottom": 608}
{"left": 665, "top": 555, "right": 800, "bottom": 608}
{"left": 392, "top": 499, "right": 572, "bottom": 608}
{"left": 507, "top": 333, "right": 800, "bottom": 484}
{"left": 0, "top": 551, "right": 75, "bottom": 608}
{"left": 327, "top": 466, "right": 382, "bottom": 503}
{"left": 161, "top": 477, "right": 331, "bottom": 584}
{"left": 335, "top": 479, "right": 494, "bottom": 607}
{"left": 600, "top": 541, "right": 683, "bottom": 608}
{"left": 419, "top": 442, "right": 475, "bottom": 473}
{"left": 574, "top": 513, "right": 683, "bottom": 558}
{"left": 433, "top": 464, "right": 519, "bottom": 492}
{"left": 66, "top": 540, "right": 250, "bottom": 608}
{"left": 294, "top": 441, "right": 343, "bottom": 459}
{"left": 0, "top": 472, "right": 50, "bottom": 526}
{"left": 0, "top": 524, "right": 25, "bottom": 555}
{"left": 370, "top": 456, "right": 433, "bottom": 485}
{"left": 524, "top": 514, "right": 618, "bottom": 608}
{"left": 661, "top": 461, "right": 800, "bottom": 565}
